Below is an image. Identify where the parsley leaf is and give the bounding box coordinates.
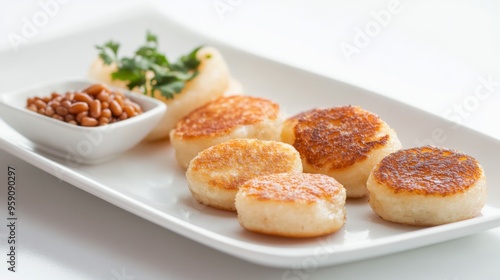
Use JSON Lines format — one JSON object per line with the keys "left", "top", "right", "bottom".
{"left": 95, "top": 41, "right": 119, "bottom": 64}
{"left": 95, "top": 31, "right": 203, "bottom": 99}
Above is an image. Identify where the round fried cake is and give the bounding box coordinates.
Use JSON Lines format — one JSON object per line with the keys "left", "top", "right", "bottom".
{"left": 282, "top": 106, "right": 401, "bottom": 198}
{"left": 367, "top": 146, "right": 487, "bottom": 226}
{"left": 186, "top": 139, "right": 302, "bottom": 211}
{"left": 235, "top": 173, "right": 346, "bottom": 238}
{"left": 170, "top": 95, "right": 283, "bottom": 169}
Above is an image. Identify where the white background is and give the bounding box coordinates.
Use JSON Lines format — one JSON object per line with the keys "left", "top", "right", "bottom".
{"left": 1, "top": 0, "right": 500, "bottom": 279}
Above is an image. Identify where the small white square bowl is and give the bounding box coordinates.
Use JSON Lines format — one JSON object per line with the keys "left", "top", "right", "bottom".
{"left": 0, "top": 79, "right": 167, "bottom": 164}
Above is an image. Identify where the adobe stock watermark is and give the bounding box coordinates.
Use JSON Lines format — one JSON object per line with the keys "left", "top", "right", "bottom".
{"left": 110, "top": 267, "right": 135, "bottom": 280}
{"left": 281, "top": 234, "right": 337, "bottom": 280}
{"left": 7, "top": 0, "right": 72, "bottom": 52}
{"left": 416, "top": 75, "right": 499, "bottom": 147}
{"left": 213, "top": 0, "right": 244, "bottom": 21}
{"left": 339, "top": 0, "right": 403, "bottom": 63}
{"left": 48, "top": 124, "right": 116, "bottom": 182}
{"left": 64, "top": 125, "right": 116, "bottom": 165}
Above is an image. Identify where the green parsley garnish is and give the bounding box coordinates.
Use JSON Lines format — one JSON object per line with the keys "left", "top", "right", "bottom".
{"left": 95, "top": 31, "right": 202, "bottom": 99}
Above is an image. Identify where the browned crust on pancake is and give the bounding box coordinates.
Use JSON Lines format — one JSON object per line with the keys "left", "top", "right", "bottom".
{"left": 241, "top": 173, "right": 343, "bottom": 203}
{"left": 289, "top": 106, "right": 389, "bottom": 170}
{"left": 189, "top": 139, "right": 300, "bottom": 190}
{"left": 373, "top": 146, "right": 482, "bottom": 195}
{"left": 172, "top": 95, "right": 279, "bottom": 138}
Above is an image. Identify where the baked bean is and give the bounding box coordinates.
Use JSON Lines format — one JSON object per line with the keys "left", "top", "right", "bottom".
{"left": 45, "top": 107, "right": 55, "bottom": 117}
{"left": 52, "top": 114, "right": 64, "bottom": 121}
{"left": 49, "top": 101, "right": 60, "bottom": 109}
{"left": 118, "top": 112, "right": 128, "bottom": 121}
{"left": 56, "top": 106, "right": 68, "bottom": 116}
{"left": 109, "top": 100, "right": 123, "bottom": 116}
{"left": 34, "top": 99, "right": 47, "bottom": 109}
{"left": 81, "top": 117, "right": 98, "bottom": 127}
{"left": 83, "top": 84, "right": 108, "bottom": 96}
{"left": 68, "top": 102, "right": 89, "bottom": 114}
{"left": 123, "top": 105, "right": 135, "bottom": 117}
{"left": 114, "top": 95, "right": 124, "bottom": 107}
{"left": 76, "top": 111, "right": 88, "bottom": 123}
{"left": 26, "top": 83, "right": 143, "bottom": 126}
{"left": 129, "top": 102, "right": 142, "bottom": 113}
{"left": 27, "top": 104, "right": 37, "bottom": 112}
{"left": 96, "top": 91, "right": 110, "bottom": 102}
{"left": 74, "top": 92, "right": 93, "bottom": 104}
{"left": 101, "top": 108, "right": 112, "bottom": 119}
{"left": 65, "top": 114, "right": 75, "bottom": 122}
{"left": 61, "top": 100, "right": 72, "bottom": 109}
{"left": 90, "top": 100, "right": 101, "bottom": 118}
{"left": 65, "top": 92, "right": 74, "bottom": 101}
{"left": 98, "top": 116, "right": 109, "bottom": 126}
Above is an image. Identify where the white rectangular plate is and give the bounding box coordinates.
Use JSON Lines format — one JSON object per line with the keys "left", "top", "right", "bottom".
{"left": 0, "top": 9, "right": 499, "bottom": 268}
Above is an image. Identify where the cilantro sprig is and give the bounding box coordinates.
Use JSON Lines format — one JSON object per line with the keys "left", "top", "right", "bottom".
{"left": 95, "top": 31, "right": 202, "bottom": 99}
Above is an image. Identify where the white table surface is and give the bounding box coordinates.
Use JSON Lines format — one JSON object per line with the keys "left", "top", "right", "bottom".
{"left": 1, "top": 0, "right": 500, "bottom": 279}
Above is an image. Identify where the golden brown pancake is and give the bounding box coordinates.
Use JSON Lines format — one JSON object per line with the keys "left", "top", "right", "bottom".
{"left": 367, "top": 146, "right": 487, "bottom": 226}
{"left": 373, "top": 146, "right": 482, "bottom": 195}
{"left": 170, "top": 95, "right": 284, "bottom": 169}
{"left": 172, "top": 95, "right": 279, "bottom": 138}
{"left": 186, "top": 139, "right": 302, "bottom": 211}
{"left": 235, "top": 173, "right": 346, "bottom": 238}
{"left": 282, "top": 106, "right": 401, "bottom": 197}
